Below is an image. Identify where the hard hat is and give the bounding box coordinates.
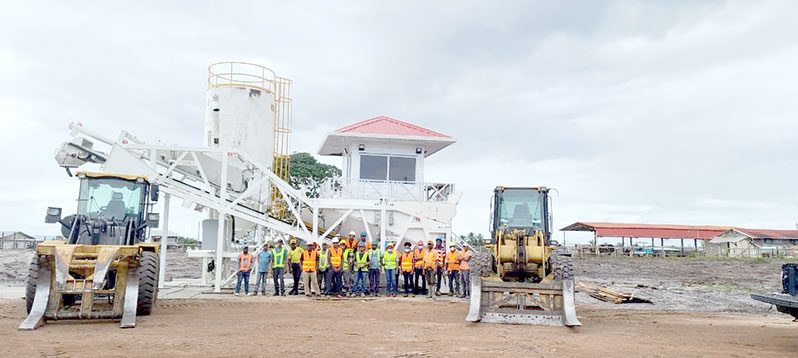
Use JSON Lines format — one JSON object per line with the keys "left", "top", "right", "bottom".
{"left": 332, "top": 237, "right": 340, "bottom": 243}
{"left": 290, "top": 239, "right": 297, "bottom": 244}
{"left": 427, "top": 240, "right": 434, "bottom": 244}
{"left": 360, "top": 231, "right": 367, "bottom": 238}
{"left": 449, "top": 244, "right": 456, "bottom": 248}
{"left": 348, "top": 231, "right": 356, "bottom": 236}
{"left": 417, "top": 240, "right": 424, "bottom": 245}
{"left": 436, "top": 237, "right": 443, "bottom": 242}
{"left": 243, "top": 245, "right": 249, "bottom": 251}
{"left": 387, "top": 242, "right": 394, "bottom": 248}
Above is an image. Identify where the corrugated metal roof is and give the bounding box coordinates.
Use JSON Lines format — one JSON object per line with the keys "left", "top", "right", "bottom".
{"left": 336, "top": 116, "right": 451, "bottom": 138}
{"left": 561, "top": 222, "right": 731, "bottom": 240}
{"left": 732, "top": 228, "right": 798, "bottom": 240}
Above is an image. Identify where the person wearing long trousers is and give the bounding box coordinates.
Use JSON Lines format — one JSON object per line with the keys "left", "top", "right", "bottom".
{"left": 458, "top": 245, "right": 473, "bottom": 298}
{"left": 422, "top": 241, "right": 439, "bottom": 298}
{"left": 382, "top": 242, "right": 399, "bottom": 297}
{"left": 329, "top": 237, "right": 344, "bottom": 296}
{"left": 400, "top": 243, "right": 415, "bottom": 297}
{"left": 352, "top": 244, "right": 369, "bottom": 296}
{"left": 367, "top": 243, "right": 382, "bottom": 296}
{"left": 445, "top": 244, "right": 460, "bottom": 296}
{"left": 235, "top": 246, "right": 254, "bottom": 296}
{"left": 287, "top": 239, "right": 304, "bottom": 295}
{"left": 434, "top": 237, "right": 446, "bottom": 296}
{"left": 271, "top": 240, "right": 289, "bottom": 296}
{"left": 317, "top": 241, "right": 330, "bottom": 294}
{"left": 413, "top": 241, "right": 426, "bottom": 295}
{"left": 254, "top": 243, "right": 272, "bottom": 295}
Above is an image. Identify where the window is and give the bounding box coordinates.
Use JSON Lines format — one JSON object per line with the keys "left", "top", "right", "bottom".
{"left": 76, "top": 177, "right": 147, "bottom": 222}
{"left": 389, "top": 156, "right": 416, "bottom": 182}
{"left": 359, "top": 154, "right": 417, "bottom": 181}
{"left": 360, "top": 155, "right": 388, "bottom": 180}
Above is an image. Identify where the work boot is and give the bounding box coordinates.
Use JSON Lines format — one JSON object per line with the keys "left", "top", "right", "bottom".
{"left": 234, "top": 292, "right": 239, "bottom": 296}
{"left": 273, "top": 292, "right": 279, "bottom": 296}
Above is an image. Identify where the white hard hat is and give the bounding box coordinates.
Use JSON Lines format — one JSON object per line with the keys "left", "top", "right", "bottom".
{"left": 348, "top": 231, "right": 356, "bottom": 236}
{"left": 332, "top": 237, "right": 340, "bottom": 243}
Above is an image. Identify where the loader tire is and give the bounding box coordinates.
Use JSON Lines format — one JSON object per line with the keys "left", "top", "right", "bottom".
{"left": 472, "top": 251, "right": 494, "bottom": 277}
{"left": 25, "top": 256, "right": 41, "bottom": 314}
{"left": 549, "top": 254, "right": 574, "bottom": 280}
{"left": 136, "top": 251, "right": 159, "bottom": 316}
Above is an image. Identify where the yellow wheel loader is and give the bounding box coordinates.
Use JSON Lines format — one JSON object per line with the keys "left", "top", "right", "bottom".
{"left": 20, "top": 172, "right": 161, "bottom": 331}
{"left": 466, "top": 187, "right": 581, "bottom": 326}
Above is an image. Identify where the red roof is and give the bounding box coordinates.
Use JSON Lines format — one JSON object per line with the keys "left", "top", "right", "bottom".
{"left": 336, "top": 116, "right": 451, "bottom": 138}
{"left": 733, "top": 228, "right": 798, "bottom": 240}
{"left": 561, "top": 222, "right": 731, "bottom": 240}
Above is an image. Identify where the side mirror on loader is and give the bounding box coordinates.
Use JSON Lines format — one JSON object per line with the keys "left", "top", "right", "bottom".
{"left": 150, "top": 184, "right": 159, "bottom": 202}
{"left": 45, "top": 207, "right": 62, "bottom": 224}
{"left": 146, "top": 213, "right": 160, "bottom": 228}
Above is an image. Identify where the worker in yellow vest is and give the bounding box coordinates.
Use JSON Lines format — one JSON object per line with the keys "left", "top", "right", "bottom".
{"left": 235, "top": 246, "right": 253, "bottom": 296}
{"left": 271, "top": 240, "right": 289, "bottom": 296}
{"left": 413, "top": 240, "right": 427, "bottom": 295}
{"left": 287, "top": 239, "right": 304, "bottom": 295}
{"left": 382, "top": 242, "right": 399, "bottom": 297}
{"left": 423, "top": 240, "right": 439, "bottom": 298}
{"left": 352, "top": 243, "right": 369, "bottom": 296}
{"left": 317, "top": 240, "right": 331, "bottom": 295}
{"left": 329, "top": 236, "right": 345, "bottom": 296}
{"left": 342, "top": 240, "right": 354, "bottom": 295}
{"left": 399, "top": 242, "right": 415, "bottom": 297}
{"left": 301, "top": 242, "right": 320, "bottom": 296}
{"left": 445, "top": 244, "right": 461, "bottom": 296}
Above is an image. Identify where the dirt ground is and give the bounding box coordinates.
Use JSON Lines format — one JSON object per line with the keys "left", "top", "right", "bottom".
{"left": 1, "top": 297, "right": 796, "bottom": 357}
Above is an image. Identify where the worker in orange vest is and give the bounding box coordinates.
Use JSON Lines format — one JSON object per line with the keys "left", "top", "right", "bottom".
{"left": 235, "top": 245, "right": 253, "bottom": 296}
{"left": 445, "top": 244, "right": 461, "bottom": 296}
{"left": 423, "top": 240, "right": 440, "bottom": 298}
{"left": 458, "top": 245, "right": 473, "bottom": 298}
{"left": 413, "top": 240, "right": 426, "bottom": 295}
{"left": 301, "top": 242, "right": 321, "bottom": 296}
{"left": 399, "top": 242, "right": 415, "bottom": 297}
{"left": 329, "top": 236, "right": 345, "bottom": 296}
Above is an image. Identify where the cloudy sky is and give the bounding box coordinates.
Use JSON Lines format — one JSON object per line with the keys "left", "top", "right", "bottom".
{"left": 1, "top": 1, "right": 797, "bottom": 243}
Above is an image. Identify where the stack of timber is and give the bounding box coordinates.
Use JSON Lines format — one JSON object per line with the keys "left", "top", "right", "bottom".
{"left": 576, "top": 282, "right": 652, "bottom": 304}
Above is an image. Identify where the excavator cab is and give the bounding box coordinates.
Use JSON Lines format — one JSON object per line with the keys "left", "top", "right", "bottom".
{"left": 20, "top": 172, "right": 161, "bottom": 331}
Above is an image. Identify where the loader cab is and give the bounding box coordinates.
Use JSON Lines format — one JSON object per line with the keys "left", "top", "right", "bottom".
{"left": 77, "top": 175, "right": 149, "bottom": 224}
{"left": 490, "top": 187, "right": 550, "bottom": 241}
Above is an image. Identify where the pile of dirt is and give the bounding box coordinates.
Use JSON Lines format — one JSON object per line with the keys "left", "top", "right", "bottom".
{"left": 573, "top": 256, "right": 792, "bottom": 313}
{"left": 0, "top": 250, "right": 33, "bottom": 287}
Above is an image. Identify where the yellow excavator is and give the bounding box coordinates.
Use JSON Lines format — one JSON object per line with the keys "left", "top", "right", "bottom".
{"left": 20, "top": 172, "right": 161, "bottom": 330}
{"left": 466, "top": 186, "right": 581, "bottom": 326}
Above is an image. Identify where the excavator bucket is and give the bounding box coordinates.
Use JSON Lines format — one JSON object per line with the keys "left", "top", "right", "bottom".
{"left": 19, "top": 242, "right": 158, "bottom": 331}
{"left": 466, "top": 275, "right": 581, "bottom": 327}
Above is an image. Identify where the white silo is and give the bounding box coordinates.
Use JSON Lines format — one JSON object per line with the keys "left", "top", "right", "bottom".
{"left": 205, "top": 62, "right": 276, "bottom": 168}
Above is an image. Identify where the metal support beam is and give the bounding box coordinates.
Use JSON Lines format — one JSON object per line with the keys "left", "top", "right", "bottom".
{"left": 214, "top": 153, "right": 228, "bottom": 293}
{"left": 158, "top": 193, "right": 170, "bottom": 288}
{"left": 312, "top": 206, "right": 319, "bottom": 244}
{"left": 380, "top": 208, "right": 387, "bottom": 249}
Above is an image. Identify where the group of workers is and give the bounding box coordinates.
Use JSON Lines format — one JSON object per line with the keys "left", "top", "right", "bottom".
{"left": 234, "top": 230, "right": 473, "bottom": 299}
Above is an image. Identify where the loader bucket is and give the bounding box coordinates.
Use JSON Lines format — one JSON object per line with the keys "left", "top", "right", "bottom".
{"left": 19, "top": 242, "right": 158, "bottom": 331}
{"left": 466, "top": 275, "right": 581, "bottom": 327}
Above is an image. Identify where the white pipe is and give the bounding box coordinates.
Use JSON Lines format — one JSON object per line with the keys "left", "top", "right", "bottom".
{"left": 68, "top": 122, "right": 115, "bottom": 146}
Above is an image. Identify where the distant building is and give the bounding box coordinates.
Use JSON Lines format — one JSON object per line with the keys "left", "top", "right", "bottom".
{"left": 706, "top": 228, "right": 798, "bottom": 258}
{"left": 0, "top": 231, "right": 38, "bottom": 250}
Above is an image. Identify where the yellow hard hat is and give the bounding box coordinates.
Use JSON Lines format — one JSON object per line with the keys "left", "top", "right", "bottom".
{"left": 290, "top": 238, "right": 297, "bottom": 244}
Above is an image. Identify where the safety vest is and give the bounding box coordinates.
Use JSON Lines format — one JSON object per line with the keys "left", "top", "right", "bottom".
{"left": 414, "top": 248, "right": 426, "bottom": 268}
{"left": 401, "top": 252, "right": 414, "bottom": 272}
{"left": 343, "top": 248, "right": 354, "bottom": 271}
{"left": 383, "top": 250, "right": 398, "bottom": 270}
{"left": 271, "top": 247, "right": 286, "bottom": 268}
{"left": 423, "top": 249, "right": 438, "bottom": 269}
{"left": 302, "top": 250, "right": 317, "bottom": 272}
{"left": 445, "top": 251, "right": 460, "bottom": 271}
{"left": 318, "top": 249, "right": 330, "bottom": 270}
{"left": 329, "top": 247, "right": 343, "bottom": 268}
{"left": 355, "top": 251, "right": 369, "bottom": 272}
{"left": 239, "top": 253, "right": 253, "bottom": 272}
